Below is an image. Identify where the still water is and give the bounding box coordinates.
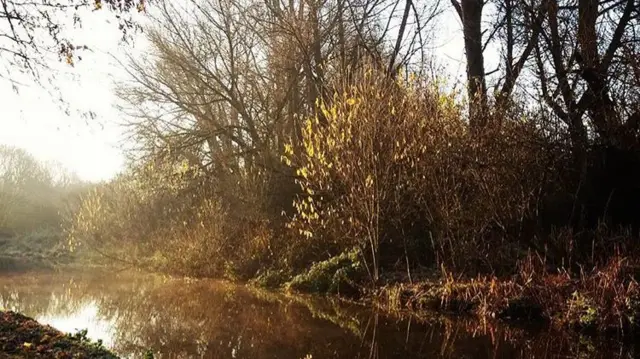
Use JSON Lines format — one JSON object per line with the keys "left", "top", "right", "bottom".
{"left": 0, "top": 270, "right": 636, "bottom": 358}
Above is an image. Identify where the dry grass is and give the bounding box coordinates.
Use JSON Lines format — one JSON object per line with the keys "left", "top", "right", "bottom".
{"left": 375, "top": 248, "right": 640, "bottom": 333}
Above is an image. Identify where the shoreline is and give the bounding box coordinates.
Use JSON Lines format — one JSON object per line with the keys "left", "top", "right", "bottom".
{"left": 2, "top": 262, "right": 637, "bottom": 356}
{"left": 246, "top": 247, "right": 640, "bottom": 338}
{"left": 325, "top": 270, "right": 640, "bottom": 338}
{"left": 250, "top": 257, "right": 640, "bottom": 338}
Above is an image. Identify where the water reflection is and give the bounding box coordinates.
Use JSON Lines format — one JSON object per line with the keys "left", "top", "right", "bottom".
{"left": 0, "top": 270, "right": 635, "bottom": 358}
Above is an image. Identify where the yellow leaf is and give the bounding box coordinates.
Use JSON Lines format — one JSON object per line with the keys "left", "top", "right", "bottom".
{"left": 284, "top": 143, "right": 293, "bottom": 155}
{"left": 365, "top": 174, "right": 374, "bottom": 188}
{"left": 23, "top": 342, "right": 32, "bottom": 349}
{"left": 321, "top": 106, "right": 331, "bottom": 122}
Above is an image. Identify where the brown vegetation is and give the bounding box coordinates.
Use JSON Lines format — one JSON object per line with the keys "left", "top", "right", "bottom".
{"left": 61, "top": 0, "right": 640, "bottom": 336}
{"left": 376, "top": 243, "right": 640, "bottom": 333}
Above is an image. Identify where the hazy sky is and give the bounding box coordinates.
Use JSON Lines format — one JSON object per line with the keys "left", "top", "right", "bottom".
{"left": 0, "top": 7, "right": 142, "bottom": 182}
{"left": 0, "top": 4, "right": 475, "bottom": 183}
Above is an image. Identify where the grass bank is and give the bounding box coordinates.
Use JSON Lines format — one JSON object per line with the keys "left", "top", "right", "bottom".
{"left": 0, "top": 228, "right": 114, "bottom": 274}
{"left": 265, "top": 248, "right": 640, "bottom": 337}
{"left": 0, "top": 311, "right": 118, "bottom": 358}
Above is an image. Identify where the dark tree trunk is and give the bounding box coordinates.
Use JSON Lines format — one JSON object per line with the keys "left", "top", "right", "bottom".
{"left": 452, "top": 0, "right": 487, "bottom": 129}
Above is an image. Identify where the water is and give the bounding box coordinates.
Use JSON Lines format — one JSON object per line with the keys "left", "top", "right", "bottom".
{"left": 0, "top": 270, "right": 635, "bottom": 358}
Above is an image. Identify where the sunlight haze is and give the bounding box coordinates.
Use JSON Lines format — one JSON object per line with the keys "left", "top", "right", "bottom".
{"left": 0, "top": 7, "right": 144, "bottom": 182}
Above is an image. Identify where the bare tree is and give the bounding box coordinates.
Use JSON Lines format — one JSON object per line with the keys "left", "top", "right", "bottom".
{"left": 450, "top": 0, "right": 549, "bottom": 129}
{"left": 0, "top": 0, "right": 144, "bottom": 87}
{"left": 451, "top": 0, "right": 487, "bottom": 127}
{"left": 532, "top": 0, "right": 640, "bottom": 154}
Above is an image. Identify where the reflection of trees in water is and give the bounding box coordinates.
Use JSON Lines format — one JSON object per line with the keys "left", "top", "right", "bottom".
{"left": 0, "top": 272, "right": 93, "bottom": 316}
{"left": 106, "top": 281, "right": 370, "bottom": 358}
{"left": 359, "top": 312, "right": 638, "bottom": 359}
{"left": 0, "top": 271, "right": 637, "bottom": 359}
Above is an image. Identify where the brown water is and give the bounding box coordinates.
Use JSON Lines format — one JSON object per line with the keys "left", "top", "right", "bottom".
{"left": 0, "top": 270, "right": 635, "bottom": 359}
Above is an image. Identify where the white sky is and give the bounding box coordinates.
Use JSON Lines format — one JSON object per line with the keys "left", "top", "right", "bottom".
{"left": 0, "top": 4, "right": 481, "bottom": 183}
{"left": 0, "top": 7, "right": 142, "bottom": 183}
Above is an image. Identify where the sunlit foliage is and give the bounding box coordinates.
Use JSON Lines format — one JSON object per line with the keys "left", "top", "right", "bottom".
{"left": 285, "top": 68, "right": 560, "bottom": 280}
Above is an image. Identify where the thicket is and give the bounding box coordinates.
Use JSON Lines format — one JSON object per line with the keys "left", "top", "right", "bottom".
{"left": 70, "top": 65, "right": 640, "bottom": 278}
{"left": 66, "top": 0, "right": 640, "bottom": 333}
{"left": 68, "top": 158, "right": 301, "bottom": 277}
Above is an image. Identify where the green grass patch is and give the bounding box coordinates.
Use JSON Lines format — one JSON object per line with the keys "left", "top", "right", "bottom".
{"left": 286, "top": 248, "right": 365, "bottom": 295}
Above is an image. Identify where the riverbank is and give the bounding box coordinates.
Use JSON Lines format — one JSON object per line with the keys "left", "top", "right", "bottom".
{"left": 0, "top": 311, "right": 118, "bottom": 358}
{"left": 0, "top": 229, "right": 113, "bottom": 274}
{"left": 0, "top": 230, "right": 70, "bottom": 272}
{"left": 250, "top": 249, "right": 640, "bottom": 337}
{"left": 371, "top": 268, "right": 639, "bottom": 334}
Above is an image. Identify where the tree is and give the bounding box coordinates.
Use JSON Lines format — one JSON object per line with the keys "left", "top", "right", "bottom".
{"left": 451, "top": 0, "right": 487, "bottom": 127}
{"left": 0, "top": 145, "right": 80, "bottom": 232}
{"left": 116, "top": 0, "right": 442, "bottom": 214}
{"left": 0, "top": 0, "right": 145, "bottom": 86}
{"left": 531, "top": 0, "right": 640, "bottom": 153}
{"left": 450, "top": 0, "right": 547, "bottom": 129}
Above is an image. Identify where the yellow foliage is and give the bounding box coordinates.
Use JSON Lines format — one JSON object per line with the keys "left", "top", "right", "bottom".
{"left": 282, "top": 66, "right": 464, "bottom": 255}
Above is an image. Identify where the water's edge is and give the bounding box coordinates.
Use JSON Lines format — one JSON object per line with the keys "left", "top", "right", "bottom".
{"left": 0, "top": 270, "right": 635, "bottom": 358}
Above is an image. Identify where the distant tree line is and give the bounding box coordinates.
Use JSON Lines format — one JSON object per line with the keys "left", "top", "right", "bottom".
{"left": 0, "top": 145, "right": 84, "bottom": 235}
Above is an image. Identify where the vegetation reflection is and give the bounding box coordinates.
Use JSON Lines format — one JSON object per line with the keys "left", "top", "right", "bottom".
{"left": 0, "top": 271, "right": 636, "bottom": 359}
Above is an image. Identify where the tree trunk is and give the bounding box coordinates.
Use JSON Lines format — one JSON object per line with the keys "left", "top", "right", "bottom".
{"left": 452, "top": 0, "right": 487, "bottom": 129}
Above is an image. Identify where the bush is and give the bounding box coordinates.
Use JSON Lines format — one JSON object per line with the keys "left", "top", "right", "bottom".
{"left": 68, "top": 156, "right": 300, "bottom": 278}
{"left": 250, "top": 268, "right": 291, "bottom": 289}
{"left": 285, "top": 67, "right": 560, "bottom": 280}
{"left": 287, "top": 248, "right": 364, "bottom": 295}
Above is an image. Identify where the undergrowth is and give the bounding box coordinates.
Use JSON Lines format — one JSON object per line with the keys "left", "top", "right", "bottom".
{"left": 373, "top": 245, "right": 640, "bottom": 334}
{"left": 286, "top": 248, "right": 364, "bottom": 296}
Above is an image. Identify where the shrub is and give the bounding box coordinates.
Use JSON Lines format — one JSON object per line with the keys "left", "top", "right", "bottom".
{"left": 285, "top": 67, "right": 559, "bottom": 280}
{"left": 287, "top": 248, "right": 364, "bottom": 295}
{"left": 67, "top": 160, "right": 230, "bottom": 274}
{"left": 250, "top": 268, "right": 291, "bottom": 289}
{"left": 68, "top": 156, "right": 299, "bottom": 278}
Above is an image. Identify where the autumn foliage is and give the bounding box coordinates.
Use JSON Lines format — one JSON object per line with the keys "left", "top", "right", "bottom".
{"left": 59, "top": 0, "right": 640, "bottom": 336}
{"left": 284, "top": 68, "right": 565, "bottom": 281}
